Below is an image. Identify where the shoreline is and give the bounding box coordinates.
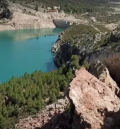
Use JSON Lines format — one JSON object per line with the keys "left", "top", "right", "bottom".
{"left": 0, "top": 26, "right": 56, "bottom": 32}
{"left": 0, "top": 27, "right": 62, "bottom": 84}
{"left": 0, "top": 21, "right": 56, "bottom": 32}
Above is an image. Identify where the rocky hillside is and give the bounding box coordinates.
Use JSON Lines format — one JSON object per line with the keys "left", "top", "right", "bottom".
{"left": 16, "top": 62, "right": 120, "bottom": 129}
{"left": 52, "top": 25, "right": 120, "bottom": 85}
{"left": 15, "top": 24, "right": 120, "bottom": 128}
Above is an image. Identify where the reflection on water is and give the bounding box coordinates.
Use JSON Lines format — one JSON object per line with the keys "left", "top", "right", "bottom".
{"left": 0, "top": 28, "right": 63, "bottom": 41}
{"left": 0, "top": 28, "right": 64, "bottom": 83}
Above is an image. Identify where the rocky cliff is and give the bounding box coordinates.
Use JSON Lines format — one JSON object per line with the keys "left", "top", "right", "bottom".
{"left": 52, "top": 25, "right": 108, "bottom": 65}
{"left": 53, "top": 25, "right": 120, "bottom": 64}
{"left": 52, "top": 25, "right": 120, "bottom": 84}
{"left": 69, "top": 67, "right": 120, "bottom": 129}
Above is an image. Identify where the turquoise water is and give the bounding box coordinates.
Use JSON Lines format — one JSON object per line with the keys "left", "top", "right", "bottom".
{"left": 0, "top": 28, "right": 63, "bottom": 83}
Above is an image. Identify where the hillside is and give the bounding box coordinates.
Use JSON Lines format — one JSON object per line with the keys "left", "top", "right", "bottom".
{"left": 0, "top": 0, "right": 120, "bottom": 129}
{"left": 9, "top": 0, "right": 109, "bottom": 13}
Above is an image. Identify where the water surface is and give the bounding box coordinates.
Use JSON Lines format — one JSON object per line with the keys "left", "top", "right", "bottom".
{"left": 0, "top": 28, "right": 63, "bottom": 83}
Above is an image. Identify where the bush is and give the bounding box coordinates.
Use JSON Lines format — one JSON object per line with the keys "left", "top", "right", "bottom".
{"left": 71, "top": 55, "right": 80, "bottom": 69}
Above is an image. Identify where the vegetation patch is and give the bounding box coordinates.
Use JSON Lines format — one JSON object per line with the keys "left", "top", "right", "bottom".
{"left": 62, "top": 24, "right": 98, "bottom": 44}
{"left": 96, "top": 14, "right": 120, "bottom": 23}
{"left": 0, "top": 66, "right": 74, "bottom": 129}
{"left": 94, "top": 25, "right": 111, "bottom": 33}
{"left": 0, "top": 52, "right": 90, "bottom": 129}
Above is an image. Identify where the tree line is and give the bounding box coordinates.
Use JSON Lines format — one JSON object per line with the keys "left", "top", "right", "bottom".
{"left": 10, "top": 0, "right": 108, "bottom": 13}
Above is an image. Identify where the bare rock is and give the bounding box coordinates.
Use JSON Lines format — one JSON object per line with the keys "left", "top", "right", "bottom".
{"left": 69, "top": 68, "right": 120, "bottom": 129}
{"left": 52, "top": 32, "right": 64, "bottom": 53}
{"left": 89, "top": 60, "right": 120, "bottom": 96}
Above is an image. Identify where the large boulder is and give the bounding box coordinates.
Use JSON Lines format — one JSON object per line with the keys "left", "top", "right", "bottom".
{"left": 69, "top": 68, "right": 120, "bottom": 129}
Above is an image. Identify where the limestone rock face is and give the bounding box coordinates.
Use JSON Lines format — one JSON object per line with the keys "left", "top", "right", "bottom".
{"left": 89, "top": 60, "right": 119, "bottom": 96}
{"left": 69, "top": 68, "right": 120, "bottom": 129}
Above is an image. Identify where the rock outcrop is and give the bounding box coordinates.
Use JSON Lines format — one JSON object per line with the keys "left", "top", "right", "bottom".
{"left": 89, "top": 60, "right": 119, "bottom": 96}
{"left": 52, "top": 31, "right": 64, "bottom": 53}
{"left": 69, "top": 68, "right": 120, "bottom": 129}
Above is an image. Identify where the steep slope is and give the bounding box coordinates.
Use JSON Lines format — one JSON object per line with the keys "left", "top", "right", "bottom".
{"left": 16, "top": 66, "right": 120, "bottom": 129}
{"left": 69, "top": 68, "right": 120, "bottom": 129}
{"left": 53, "top": 25, "right": 120, "bottom": 85}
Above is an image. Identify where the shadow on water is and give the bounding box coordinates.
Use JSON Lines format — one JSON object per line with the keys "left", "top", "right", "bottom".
{"left": 46, "top": 61, "right": 57, "bottom": 72}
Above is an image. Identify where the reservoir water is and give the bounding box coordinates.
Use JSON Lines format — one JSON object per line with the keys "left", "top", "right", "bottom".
{"left": 0, "top": 28, "right": 63, "bottom": 83}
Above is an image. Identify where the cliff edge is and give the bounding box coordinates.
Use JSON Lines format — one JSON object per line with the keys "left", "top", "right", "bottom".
{"left": 69, "top": 68, "right": 120, "bottom": 129}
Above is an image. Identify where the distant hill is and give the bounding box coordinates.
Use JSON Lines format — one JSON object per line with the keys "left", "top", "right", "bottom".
{"left": 9, "top": 0, "right": 109, "bottom": 13}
